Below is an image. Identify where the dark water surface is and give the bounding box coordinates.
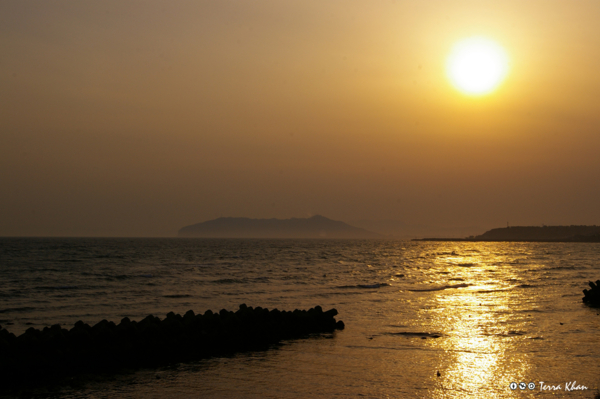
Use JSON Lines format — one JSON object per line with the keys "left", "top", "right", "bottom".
{"left": 1, "top": 238, "right": 599, "bottom": 398}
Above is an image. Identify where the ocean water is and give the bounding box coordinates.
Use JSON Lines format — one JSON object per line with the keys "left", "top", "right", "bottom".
{"left": 1, "top": 238, "right": 599, "bottom": 398}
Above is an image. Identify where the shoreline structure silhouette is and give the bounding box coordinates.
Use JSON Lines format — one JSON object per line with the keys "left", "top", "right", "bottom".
{"left": 415, "top": 225, "right": 600, "bottom": 242}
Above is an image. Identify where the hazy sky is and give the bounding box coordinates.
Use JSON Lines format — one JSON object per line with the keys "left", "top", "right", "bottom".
{"left": 2, "top": 0, "right": 600, "bottom": 237}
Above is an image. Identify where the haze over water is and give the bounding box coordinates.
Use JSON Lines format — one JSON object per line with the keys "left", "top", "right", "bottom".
{"left": 3, "top": 1, "right": 600, "bottom": 237}
{"left": 2, "top": 1, "right": 600, "bottom": 397}
{"left": 1, "top": 238, "right": 598, "bottom": 398}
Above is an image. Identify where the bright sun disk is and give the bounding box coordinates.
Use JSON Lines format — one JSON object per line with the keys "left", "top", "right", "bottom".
{"left": 447, "top": 37, "right": 509, "bottom": 96}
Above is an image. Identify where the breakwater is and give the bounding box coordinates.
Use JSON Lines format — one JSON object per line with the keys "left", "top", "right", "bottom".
{"left": 0, "top": 305, "right": 344, "bottom": 387}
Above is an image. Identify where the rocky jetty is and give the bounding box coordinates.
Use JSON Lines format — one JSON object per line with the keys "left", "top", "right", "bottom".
{"left": 583, "top": 280, "right": 600, "bottom": 307}
{"left": 0, "top": 305, "right": 344, "bottom": 387}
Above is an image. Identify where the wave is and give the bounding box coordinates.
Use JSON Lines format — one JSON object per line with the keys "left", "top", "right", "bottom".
{"left": 105, "top": 274, "right": 153, "bottom": 281}
{"left": 0, "top": 292, "right": 23, "bottom": 298}
{"left": 473, "top": 288, "right": 510, "bottom": 293}
{"left": 358, "top": 283, "right": 391, "bottom": 289}
{"left": 35, "top": 285, "right": 79, "bottom": 290}
{"left": 166, "top": 262, "right": 215, "bottom": 267}
{"left": 383, "top": 331, "right": 443, "bottom": 338}
{"left": 212, "top": 278, "right": 246, "bottom": 284}
{"left": 483, "top": 330, "right": 526, "bottom": 337}
{"left": 110, "top": 275, "right": 133, "bottom": 281}
{"left": 407, "top": 284, "right": 469, "bottom": 292}
{"left": 90, "top": 254, "right": 126, "bottom": 259}
{"left": 0, "top": 306, "right": 36, "bottom": 314}
{"left": 407, "top": 283, "right": 469, "bottom": 292}
{"left": 336, "top": 283, "right": 391, "bottom": 289}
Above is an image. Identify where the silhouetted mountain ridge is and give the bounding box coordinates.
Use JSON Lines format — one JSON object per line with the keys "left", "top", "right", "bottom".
{"left": 178, "top": 215, "right": 382, "bottom": 238}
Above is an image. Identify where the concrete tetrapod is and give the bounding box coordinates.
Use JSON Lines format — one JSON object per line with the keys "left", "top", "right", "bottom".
{"left": 0, "top": 305, "right": 344, "bottom": 388}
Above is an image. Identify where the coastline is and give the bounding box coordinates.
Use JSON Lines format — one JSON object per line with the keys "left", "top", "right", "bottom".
{"left": 413, "top": 238, "right": 600, "bottom": 242}
{"left": 414, "top": 225, "right": 600, "bottom": 242}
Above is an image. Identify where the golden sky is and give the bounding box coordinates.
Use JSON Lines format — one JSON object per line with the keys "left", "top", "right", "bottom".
{"left": 2, "top": 0, "right": 600, "bottom": 236}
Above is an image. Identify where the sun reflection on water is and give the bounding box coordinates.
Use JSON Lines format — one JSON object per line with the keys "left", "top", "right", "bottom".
{"left": 422, "top": 246, "right": 535, "bottom": 398}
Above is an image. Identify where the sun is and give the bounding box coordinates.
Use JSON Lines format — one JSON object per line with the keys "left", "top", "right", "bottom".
{"left": 446, "top": 37, "right": 509, "bottom": 96}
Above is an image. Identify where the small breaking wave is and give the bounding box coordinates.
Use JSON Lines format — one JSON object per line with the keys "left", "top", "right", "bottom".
{"left": 473, "top": 288, "right": 509, "bottom": 293}
{"left": 212, "top": 278, "right": 246, "bottom": 284}
{"left": 102, "top": 274, "right": 153, "bottom": 281}
{"left": 382, "top": 331, "right": 443, "bottom": 338}
{"left": 35, "top": 285, "right": 79, "bottom": 291}
{"left": 337, "top": 283, "right": 391, "bottom": 289}
{"left": 408, "top": 283, "right": 469, "bottom": 292}
{"left": 0, "top": 306, "right": 36, "bottom": 314}
{"left": 359, "top": 283, "right": 391, "bottom": 289}
{"left": 483, "top": 330, "right": 526, "bottom": 337}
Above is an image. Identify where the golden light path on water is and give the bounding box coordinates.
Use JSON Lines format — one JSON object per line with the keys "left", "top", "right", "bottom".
{"left": 3, "top": 239, "right": 600, "bottom": 398}
{"left": 415, "top": 248, "right": 536, "bottom": 398}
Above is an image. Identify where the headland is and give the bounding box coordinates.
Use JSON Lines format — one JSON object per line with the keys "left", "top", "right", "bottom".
{"left": 414, "top": 225, "right": 600, "bottom": 242}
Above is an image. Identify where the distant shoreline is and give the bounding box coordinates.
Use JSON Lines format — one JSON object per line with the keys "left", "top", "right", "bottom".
{"left": 413, "top": 238, "right": 600, "bottom": 243}
{"left": 414, "top": 225, "right": 600, "bottom": 243}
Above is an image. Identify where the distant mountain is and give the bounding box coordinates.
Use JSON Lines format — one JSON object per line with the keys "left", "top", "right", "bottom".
{"left": 178, "top": 215, "right": 382, "bottom": 238}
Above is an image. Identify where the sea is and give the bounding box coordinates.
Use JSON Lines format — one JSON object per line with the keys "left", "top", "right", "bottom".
{"left": 0, "top": 237, "right": 599, "bottom": 398}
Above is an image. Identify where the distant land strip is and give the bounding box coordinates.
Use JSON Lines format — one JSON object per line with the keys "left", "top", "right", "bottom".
{"left": 414, "top": 225, "right": 600, "bottom": 242}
